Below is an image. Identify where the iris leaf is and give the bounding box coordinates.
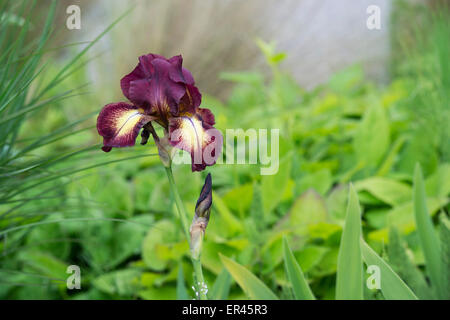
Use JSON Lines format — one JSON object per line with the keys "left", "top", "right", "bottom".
{"left": 335, "top": 184, "right": 363, "bottom": 300}
{"left": 361, "top": 239, "right": 418, "bottom": 300}
{"left": 220, "top": 254, "right": 278, "bottom": 300}
{"left": 282, "top": 237, "right": 315, "bottom": 300}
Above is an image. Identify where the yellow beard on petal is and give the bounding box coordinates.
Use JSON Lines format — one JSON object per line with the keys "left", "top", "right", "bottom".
{"left": 112, "top": 110, "right": 143, "bottom": 140}
{"left": 169, "top": 114, "right": 221, "bottom": 168}
{"left": 178, "top": 116, "right": 204, "bottom": 153}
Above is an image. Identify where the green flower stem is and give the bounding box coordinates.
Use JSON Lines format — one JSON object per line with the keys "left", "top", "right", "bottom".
{"left": 164, "top": 166, "right": 207, "bottom": 300}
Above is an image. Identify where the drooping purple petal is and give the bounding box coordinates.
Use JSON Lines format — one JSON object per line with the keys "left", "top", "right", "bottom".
{"left": 97, "top": 102, "right": 153, "bottom": 152}
{"left": 168, "top": 114, "right": 222, "bottom": 172}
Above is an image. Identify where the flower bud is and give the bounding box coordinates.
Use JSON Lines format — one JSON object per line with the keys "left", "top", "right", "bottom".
{"left": 195, "top": 173, "right": 212, "bottom": 221}
{"left": 190, "top": 173, "right": 212, "bottom": 259}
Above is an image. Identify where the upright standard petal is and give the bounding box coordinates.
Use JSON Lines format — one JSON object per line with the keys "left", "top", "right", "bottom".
{"left": 169, "top": 113, "right": 223, "bottom": 172}
{"left": 120, "top": 53, "right": 165, "bottom": 101}
{"left": 97, "top": 102, "right": 153, "bottom": 152}
{"left": 168, "top": 55, "right": 195, "bottom": 85}
{"left": 120, "top": 54, "right": 196, "bottom": 124}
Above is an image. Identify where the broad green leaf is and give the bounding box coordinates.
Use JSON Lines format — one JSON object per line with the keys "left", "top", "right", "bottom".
{"left": 209, "top": 268, "right": 231, "bottom": 300}
{"left": 294, "top": 246, "right": 329, "bottom": 273}
{"left": 386, "top": 197, "right": 448, "bottom": 233}
{"left": 307, "top": 223, "right": 341, "bottom": 241}
{"left": 326, "top": 184, "right": 349, "bottom": 223}
{"left": 355, "top": 177, "right": 411, "bottom": 206}
{"left": 361, "top": 240, "right": 418, "bottom": 300}
{"left": 211, "top": 191, "right": 243, "bottom": 236}
{"left": 223, "top": 183, "right": 253, "bottom": 215}
{"left": 220, "top": 254, "right": 279, "bottom": 300}
{"left": 288, "top": 189, "right": 328, "bottom": 234}
{"left": 202, "top": 242, "right": 240, "bottom": 274}
{"left": 376, "top": 136, "right": 407, "bottom": 176}
{"left": 93, "top": 269, "right": 141, "bottom": 297}
{"left": 261, "top": 232, "right": 285, "bottom": 273}
{"left": 367, "top": 228, "right": 389, "bottom": 244}
{"left": 353, "top": 101, "right": 390, "bottom": 169}
{"left": 365, "top": 209, "right": 389, "bottom": 229}
{"left": 356, "top": 190, "right": 384, "bottom": 205}
{"left": 261, "top": 152, "right": 292, "bottom": 215}
{"left": 296, "top": 168, "right": 332, "bottom": 196}
{"left": 282, "top": 237, "right": 315, "bottom": 300}
{"left": 425, "top": 163, "right": 450, "bottom": 198}
{"left": 17, "top": 251, "right": 68, "bottom": 281}
{"left": 413, "top": 164, "right": 442, "bottom": 297}
{"left": 312, "top": 247, "right": 339, "bottom": 277}
{"left": 335, "top": 184, "right": 363, "bottom": 300}
{"left": 142, "top": 220, "right": 179, "bottom": 271}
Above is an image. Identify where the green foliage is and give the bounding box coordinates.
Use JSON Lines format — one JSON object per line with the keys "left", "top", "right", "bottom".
{"left": 0, "top": 0, "right": 448, "bottom": 301}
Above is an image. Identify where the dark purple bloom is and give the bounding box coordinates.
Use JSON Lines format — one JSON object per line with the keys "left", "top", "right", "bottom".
{"left": 97, "top": 54, "right": 222, "bottom": 171}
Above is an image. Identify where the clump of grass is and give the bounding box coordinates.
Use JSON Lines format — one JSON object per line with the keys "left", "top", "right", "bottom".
{"left": 391, "top": 0, "right": 450, "bottom": 162}
{"left": 0, "top": 1, "right": 140, "bottom": 294}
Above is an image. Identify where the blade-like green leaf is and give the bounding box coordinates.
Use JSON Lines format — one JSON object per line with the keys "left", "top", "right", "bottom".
{"left": 361, "top": 240, "right": 418, "bottom": 300}
{"left": 219, "top": 254, "right": 279, "bottom": 300}
{"left": 439, "top": 214, "right": 450, "bottom": 300}
{"left": 209, "top": 268, "right": 231, "bottom": 300}
{"left": 353, "top": 101, "right": 390, "bottom": 168}
{"left": 282, "top": 237, "right": 315, "bottom": 300}
{"left": 413, "top": 163, "right": 442, "bottom": 297}
{"left": 335, "top": 184, "right": 363, "bottom": 300}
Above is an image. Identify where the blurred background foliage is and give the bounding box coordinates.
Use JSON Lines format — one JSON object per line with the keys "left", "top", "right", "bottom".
{"left": 0, "top": 0, "right": 448, "bottom": 299}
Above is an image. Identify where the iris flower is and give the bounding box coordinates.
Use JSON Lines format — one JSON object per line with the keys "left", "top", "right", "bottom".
{"left": 97, "top": 53, "right": 222, "bottom": 171}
